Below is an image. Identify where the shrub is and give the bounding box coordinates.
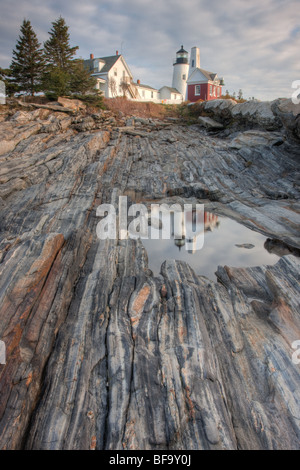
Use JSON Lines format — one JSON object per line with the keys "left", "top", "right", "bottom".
{"left": 72, "top": 93, "right": 105, "bottom": 109}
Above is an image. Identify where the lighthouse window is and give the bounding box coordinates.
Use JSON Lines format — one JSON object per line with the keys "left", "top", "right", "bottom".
{"left": 195, "top": 85, "right": 201, "bottom": 95}
{"left": 182, "top": 74, "right": 186, "bottom": 80}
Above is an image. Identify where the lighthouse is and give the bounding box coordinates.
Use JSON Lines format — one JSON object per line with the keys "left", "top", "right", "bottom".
{"left": 172, "top": 45, "right": 189, "bottom": 99}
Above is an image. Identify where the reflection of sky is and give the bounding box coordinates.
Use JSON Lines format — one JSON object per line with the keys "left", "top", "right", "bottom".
{"left": 142, "top": 215, "right": 280, "bottom": 280}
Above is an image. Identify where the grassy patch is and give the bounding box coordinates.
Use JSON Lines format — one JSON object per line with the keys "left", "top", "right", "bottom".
{"left": 103, "top": 97, "right": 178, "bottom": 119}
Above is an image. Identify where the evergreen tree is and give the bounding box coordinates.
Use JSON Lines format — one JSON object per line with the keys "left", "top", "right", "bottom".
{"left": 10, "top": 20, "right": 45, "bottom": 96}
{"left": 0, "top": 67, "right": 8, "bottom": 81}
{"left": 43, "top": 17, "right": 79, "bottom": 99}
{"left": 42, "top": 68, "right": 71, "bottom": 100}
{"left": 68, "top": 60, "right": 97, "bottom": 95}
{"left": 44, "top": 17, "right": 78, "bottom": 70}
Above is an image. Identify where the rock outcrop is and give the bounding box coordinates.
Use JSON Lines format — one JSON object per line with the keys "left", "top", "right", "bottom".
{"left": 193, "top": 98, "right": 300, "bottom": 138}
{"left": 0, "top": 99, "right": 299, "bottom": 450}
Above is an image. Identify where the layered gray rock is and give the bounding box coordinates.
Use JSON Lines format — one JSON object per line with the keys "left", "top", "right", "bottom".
{"left": 198, "top": 116, "right": 224, "bottom": 130}
{"left": 0, "top": 100, "right": 299, "bottom": 450}
{"left": 193, "top": 98, "right": 300, "bottom": 135}
{"left": 230, "top": 100, "right": 281, "bottom": 130}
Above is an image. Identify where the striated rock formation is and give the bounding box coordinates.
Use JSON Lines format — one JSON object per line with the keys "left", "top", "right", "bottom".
{"left": 0, "top": 99, "right": 299, "bottom": 450}
{"left": 193, "top": 97, "right": 300, "bottom": 137}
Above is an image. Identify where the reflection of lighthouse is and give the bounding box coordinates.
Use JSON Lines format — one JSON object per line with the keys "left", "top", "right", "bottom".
{"left": 150, "top": 207, "right": 219, "bottom": 252}
{"left": 171, "top": 211, "right": 186, "bottom": 238}
{"left": 173, "top": 211, "right": 219, "bottom": 253}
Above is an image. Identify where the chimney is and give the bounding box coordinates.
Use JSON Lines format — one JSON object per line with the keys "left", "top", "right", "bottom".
{"left": 137, "top": 79, "right": 141, "bottom": 85}
{"left": 188, "top": 47, "right": 200, "bottom": 77}
{"left": 90, "top": 53, "right": 94, "bottom": 60}
{"left": 116, "top": 50, "right": 119, "bottom": 56}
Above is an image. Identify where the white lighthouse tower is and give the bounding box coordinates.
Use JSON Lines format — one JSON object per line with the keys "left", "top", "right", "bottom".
{"left": 172, "top": 45, "right": 189, "bottom": 99}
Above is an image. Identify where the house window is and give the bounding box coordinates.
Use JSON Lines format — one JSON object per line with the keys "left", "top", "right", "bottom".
{"left": 195, "top": 85, "right": 201, "bottom": 95}
{"left": 209, "top": 85, "right": 212, "bottom": 95}
{"left": 182, "top": 74, "right": 186, "bottom": 80}
{"left": 192, "top": 60, "right": 195, "bottom": 67}
{"left": 114, "top": 68, "right": 117, "bottom": 76}
{"left": 174, "top": 94, "right": 177, "bottom": 100}
{"left": 151, "top": 91, "right": 154, "bottom": 98}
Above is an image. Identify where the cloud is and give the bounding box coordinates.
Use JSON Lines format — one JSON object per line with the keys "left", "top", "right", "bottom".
{"left": 0, "top": 0, "right": 298, "bottom": 100}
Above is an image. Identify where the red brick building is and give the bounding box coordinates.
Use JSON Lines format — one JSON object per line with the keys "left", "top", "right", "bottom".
{"left": 187, "top": 68, "right": 223, "bottom": 102}
{"left": 186, "top": 46, "right": 224, "bottom": 102}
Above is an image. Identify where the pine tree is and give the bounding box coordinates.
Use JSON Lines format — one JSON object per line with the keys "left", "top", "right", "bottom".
{"left": 44, "top": 17, "right": 78, "bottom": 70}
{"left": 10, "top": 20, "right": 45, "bottom": 96}
{"left": 43, "top": 17, "right": 79, "bottom": 99}
{"left": 42, "top": 68, "right": 71, "bottom": 100}
{"left": 68, "top": 60, "right": 103, "bottom": 108}
{"left": 68, "top": 60, "right": 97, "bottom": 95}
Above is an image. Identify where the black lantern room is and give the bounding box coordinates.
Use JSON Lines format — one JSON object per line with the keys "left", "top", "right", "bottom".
{"left": 174, "top": 45, "right": 188, "bottom": 65}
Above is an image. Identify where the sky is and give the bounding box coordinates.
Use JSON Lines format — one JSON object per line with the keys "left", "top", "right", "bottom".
{"left": 0, "top": 0, "right": 299, "bottom": 101}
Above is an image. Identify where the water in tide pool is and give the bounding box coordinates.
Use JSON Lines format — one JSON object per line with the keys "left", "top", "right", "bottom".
{"left": 142, "top": 211, "right": 295, "bottom": 280}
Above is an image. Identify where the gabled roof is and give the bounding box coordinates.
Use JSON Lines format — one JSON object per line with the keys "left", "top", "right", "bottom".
{"left": 97, "top": 55, "right": 121, "bottom": 73}
{"left": 187, "top": 68, "right": 219, "bottom": 83}
{"left": 134, "top": 83, "right": 158, "bottom": 91}
{"left": 159, "top": 86, "right": 181, "bottom": 94}
{"left": 84, "top": 54, "right": 133, "bottom": 79}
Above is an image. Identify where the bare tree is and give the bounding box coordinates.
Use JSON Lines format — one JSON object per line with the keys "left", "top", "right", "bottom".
{"left": 120, "top": 79, "right": 130, "bottom": 97}
{"left": 108, "top": 77, "right": 117, "bottom": 97}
